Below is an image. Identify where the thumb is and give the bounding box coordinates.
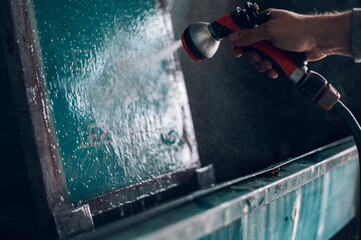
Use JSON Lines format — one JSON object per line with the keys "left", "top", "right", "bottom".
{"left": 228, "top": 24, "right": 269, "bottom": 46}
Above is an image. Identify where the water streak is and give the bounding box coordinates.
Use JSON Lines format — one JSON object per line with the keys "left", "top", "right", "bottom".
{"left": 137, "top": 40, "right": 182, "bottom": 68}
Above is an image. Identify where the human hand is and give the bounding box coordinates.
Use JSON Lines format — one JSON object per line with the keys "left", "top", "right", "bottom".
{"left": 229, "top": 9, "right": 352, "bottom": 78}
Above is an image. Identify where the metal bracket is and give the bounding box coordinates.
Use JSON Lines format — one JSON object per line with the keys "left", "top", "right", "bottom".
{"left": 53, "top": 204, "right": 94, "bottom": 239}
{"left": 196, "top": 164, "right": 215, "bottom": 189}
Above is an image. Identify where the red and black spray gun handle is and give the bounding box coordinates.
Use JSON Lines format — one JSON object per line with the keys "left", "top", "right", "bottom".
{"left": 210, "top": 2, "right": 306, "bottom": 79}
{"left": 209, "top": 2, "right": 340, "bottom": 110}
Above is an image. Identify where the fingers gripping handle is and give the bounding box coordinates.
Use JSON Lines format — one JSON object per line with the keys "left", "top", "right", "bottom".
{"left": 182, "top": 2, "right": 340, "bottom": 110}
{"left": 248, "top": 42, "right": 340, "bottom": 110}
{"left": 248, "top": 41, "right": 300, "bottom": 78}
{"left": 211, "top": 5, "right": 307, "bottom": 81}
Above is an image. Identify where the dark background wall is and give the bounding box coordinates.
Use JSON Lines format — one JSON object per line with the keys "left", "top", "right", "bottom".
{"left": 170, "top": 0, "right": 361, "bottom": 182}
{"left": 1, "top": 0, "right": 359, "bottom": 238}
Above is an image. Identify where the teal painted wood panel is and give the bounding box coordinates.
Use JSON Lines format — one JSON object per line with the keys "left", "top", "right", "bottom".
{"left": 31, "top": 0, "right": 199, "bottom": 202}
{"left": 201, "top": 163, "right": 357, "bottom": 240}
{"left": 76, "top": 139, "right": 358, "bottom": 239}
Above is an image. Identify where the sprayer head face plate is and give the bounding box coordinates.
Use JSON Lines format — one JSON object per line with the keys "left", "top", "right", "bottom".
{"left": 181, "top": 22, "right": 220, "bottom": 61}
{"left": 182, "top": 26, "right": 206, "bottom": 61}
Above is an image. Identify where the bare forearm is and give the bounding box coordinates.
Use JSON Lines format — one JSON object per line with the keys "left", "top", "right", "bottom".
{"left": 308, "top": 11, "right": 352, "bottom": 57}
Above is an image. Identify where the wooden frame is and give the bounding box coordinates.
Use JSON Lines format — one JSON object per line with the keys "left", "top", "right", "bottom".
{"left": 2, "top": 0, "right": 201, "bottom": 238}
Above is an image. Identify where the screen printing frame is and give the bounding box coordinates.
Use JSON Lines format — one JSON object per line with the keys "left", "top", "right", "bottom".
{"left": 2, "top": 0, "right": 200, "bottom": 238}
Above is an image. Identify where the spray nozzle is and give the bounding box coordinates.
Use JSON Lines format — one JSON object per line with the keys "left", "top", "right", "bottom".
{"left": 181, "top": 2, "right": 340, "bottom": 110}
{"left": 181, "top": 23, "right": 220, "bottom": 62}
{"left": 181, "top": 2, "right": 270, "bottom": 61}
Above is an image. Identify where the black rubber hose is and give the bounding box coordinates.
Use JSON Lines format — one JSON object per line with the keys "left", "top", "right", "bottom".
{"left": 333, "top": 100, "right": 361, "bottom": 156}
{"left": 332, "top": 100, "right": 361, "bottom": 239}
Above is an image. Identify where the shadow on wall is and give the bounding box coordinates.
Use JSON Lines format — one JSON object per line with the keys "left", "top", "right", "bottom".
{"left": 170, "top": 0, "right": 361, "bottom": 182}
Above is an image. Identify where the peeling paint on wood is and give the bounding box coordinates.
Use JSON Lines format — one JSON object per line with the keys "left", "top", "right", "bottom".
{"left": 77, "top": 139, "right": 358, "bottom": 240}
